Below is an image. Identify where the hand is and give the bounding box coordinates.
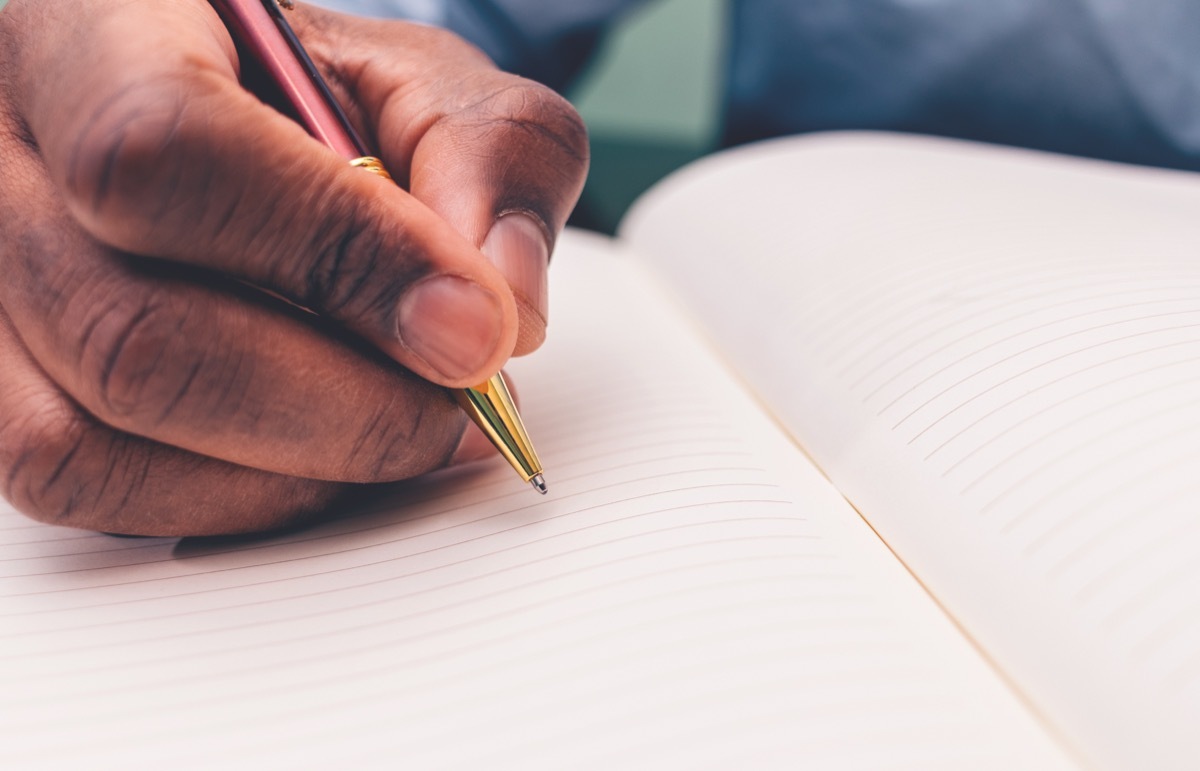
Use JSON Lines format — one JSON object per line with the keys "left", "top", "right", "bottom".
{"left": 0, "top": 1, "right": 588, "bottom": 535}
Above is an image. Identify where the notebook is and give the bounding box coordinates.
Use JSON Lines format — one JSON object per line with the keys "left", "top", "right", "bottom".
{"left": 4, "top": 132, "right": 1199, "bottom": 770}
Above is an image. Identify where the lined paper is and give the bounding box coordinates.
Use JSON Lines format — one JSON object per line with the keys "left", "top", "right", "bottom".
{"left": 0, "top": 232, "right": 1071, "bottom": 769}
{"left": 627, "top": 133, "right": 1200, "bottom": 771}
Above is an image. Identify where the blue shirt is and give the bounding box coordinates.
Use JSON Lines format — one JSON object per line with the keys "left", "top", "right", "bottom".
{"left": 314, "top": 0, "right": 1200, "bottom": 171}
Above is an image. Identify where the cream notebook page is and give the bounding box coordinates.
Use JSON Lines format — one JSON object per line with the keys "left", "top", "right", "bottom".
{"left": 0, "top": 233, "right": 1072, "bottom": 768}
{"left": 624, "top": 132, "right": 1200, "bottom": 771}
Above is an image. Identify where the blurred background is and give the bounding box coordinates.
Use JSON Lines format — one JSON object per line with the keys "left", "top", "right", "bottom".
{"left": 9, "top": 0, "right": 1200, "bottom": 232}
{"left": 564, "top": 0, "right": 724, "bottom": 234}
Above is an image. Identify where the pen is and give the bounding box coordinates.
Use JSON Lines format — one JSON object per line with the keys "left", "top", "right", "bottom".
{"left": 209, "top": 0, "right": 547, "bottom": 495}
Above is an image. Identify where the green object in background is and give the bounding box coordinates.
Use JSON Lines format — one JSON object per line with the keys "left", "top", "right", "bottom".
{"left": 571, "top": 0, "right": 724, "bottom": 149}
{"left": 568, "top": 0, "right": 726, "bottom": 234}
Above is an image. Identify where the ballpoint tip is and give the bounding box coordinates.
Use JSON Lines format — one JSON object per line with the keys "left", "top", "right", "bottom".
{"left": 531, "top": 474, "right": 548, "bottom": 495}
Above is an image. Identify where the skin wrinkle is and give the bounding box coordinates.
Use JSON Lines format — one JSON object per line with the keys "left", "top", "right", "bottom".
{"left": 295, "top": 11, "right": 493, "bottom": 165}
{"left": 239, "top": 158, "right": 408, "bottom": 331}
{"left": 209, "top": 167, "right": 250, "bottom": 246}
{"left": 105, "top": 435, "right": 154, "bottom": 526}
{"left": 60, "top": 70, "right": 242, "bottom": 256}
{"left": 275, "top": 8, "right": 584, "bottom": 314}
{"left": 7, "top": 112, "right": 39, "bottom": 155}
{"left": 1, "top": 394, "right": 92, "bottom": 529}
{"left": 157, "top": 359, "right": 206, "bottom": 428}
{"left": 0, "top": 0, "right": 586, "bottom": 534}
{"left": 409, "top": 388, "right": 465, "bottom": 472}
{"left": 413, "top": 85, "right": 587, "bottom": 237}
{"left": 302, "top": 198, "right": 388, "bottom": 315}
{"left": 120, "top": 87, "right": 210, "bottom": 240}
{"left": 185, "top": 131, "right": 226, "bottom": 242}
{"left": 489, "top": 86, "right": 589, "bottom": 164}
{"left": 375, "top": 78, "right": 507, "bottom": 182}
{"left": 39, "top": 428, "right": 87, "bottom": 494}
{"left": 343, "top": 402, "right": 391, "bottom": 479}
{"left": 18, "top": 231, "right": 116, "bottom": 359}
{"left": 370, "top": 403, "right": 428, "bottom": 480}
{"left": 0, "top": 141, "right": 76, "bottom": 293}
{"left": 93, "top": 299, "right": 167, "bottom": 417}
{"left": 0, "top": 142, "right": 92, "bottom": 333}
{"left": 318, "top": 227, "right": 365, "bottom": 315}
{"left": 92, "top": 429, "right": 129, "bottom": 509}
{"left": 338, "top": 211, "right": 410, "bottom": 320}
{"left": 168, "top": 79, "right": 287, "bottom": 257}
{"left": 116, "top": 296, "right": 306, "bottom": 444}
{"left": 53, "top": 489, "right": 80, "bottom": 525}
{"left": 209, "top": 342, "right": 254, "bottom": 429}
{"left": 0, "top": 20, "right": 18, "bottom": 110}
{"left": 340, "top": 232, "right": 401, "bottom": 328}
{"left": 75, "top": 299, "right": 121, "bottom": 367}
{"left": 0, "top": 222, "right": 347, "bottom": 533}
{"left": 0, "top": 341, "right": 62, "bottom": 504}
{"left": 242, "top": 177, "right": 306, "bottom": 289}
{"left": 186, "top": 99, "right": 328, "bottom": 269}
{"left": 1, "top": 291, "right": 209, "bottom": 531}
{"left": 61, "top": 79, "right": 167, "bottom": 214}
{"left": 3, "top": 448, "right": 37, "bottom": 504}
{"left": 389, "top": 83, "right": 518, "bottom": 165}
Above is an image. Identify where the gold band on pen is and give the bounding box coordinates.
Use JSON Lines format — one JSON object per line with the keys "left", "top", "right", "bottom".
{"left": 350, "top": 156, "right": 392, "bottom": 180}
{"left": 348, "top": 156, "right": 547, "bottom": 494}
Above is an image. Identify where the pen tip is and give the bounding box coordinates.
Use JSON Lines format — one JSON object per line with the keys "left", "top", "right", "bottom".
{"left": 530, "top": 474, "right": 548, "bottom": 495}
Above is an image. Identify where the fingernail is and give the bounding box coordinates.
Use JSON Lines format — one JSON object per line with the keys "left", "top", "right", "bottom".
{"left": 397, "top": 275, "right": 504, "bottom": 381}
{"left": 482, "top": 213, "right": 549, "bottom": 325}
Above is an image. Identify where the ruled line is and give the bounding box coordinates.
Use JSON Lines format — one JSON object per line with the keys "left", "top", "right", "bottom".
{"left": 987, "top": 418, "right": 1200, "bottom": 525}
{"left": 0, "top": 498, "right": 799, "bottom": 648}
{"left": 844, "top": 283, "right": 1200, "bottom": 389}
{"left": 935, "top": 348, "right": 1200, "bottom": 476}
{"left": 4, "top": 528, "right": 833, "bottom": 699}
{"left": 0, "top": 474, "right": 781, "bottom": 586}
{"left": 4, "top": 583, "right": 880, "bottom": 741}
{"left": 890, "top": 314, "right": 1200, "bottom": 433}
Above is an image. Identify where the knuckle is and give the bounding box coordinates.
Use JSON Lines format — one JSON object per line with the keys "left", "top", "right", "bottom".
{"left": 214, "top": 479, "right": 339, "bottom": 537}
{"left": 0, "top": 355, "right": 338, "bottom": 535}
{"left": 297, "top": 188, "right": 418, "bottom": 322}
{"left": 76, "top": 290, "right": 208, "bottom": 426}
{"left": 0, "top": 390, "right": 97, "bottom": 528}
{"left": 340, "top": 383, "right": 463, "bottom": 482}
{"left": 481, "top": 82, "right": 589, "bottom": 166}
{"left": 443, "top": 81, "right": 589, "bottom": 225}
{"left": 60, "top": 73, "right": 195, "bottom": 226}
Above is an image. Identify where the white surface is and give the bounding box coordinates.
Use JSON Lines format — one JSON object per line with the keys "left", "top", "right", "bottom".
{"left": 624, "top": 131, "right": 1200, "bottom": 771}
{"left": 0, "top": 231, "right": 1071, "bottom": 769}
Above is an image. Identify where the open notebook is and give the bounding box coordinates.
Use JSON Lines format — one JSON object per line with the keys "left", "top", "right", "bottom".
{"left": 3, "top": 133, "right": 1199, "bottom": 769}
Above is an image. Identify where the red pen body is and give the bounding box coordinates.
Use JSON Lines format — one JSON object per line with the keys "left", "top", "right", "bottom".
{"left": 207, "top": 0, "right": 548, "bottom": 492}
{"left": 208, "top": 0, "right": 366, "bottom": 160}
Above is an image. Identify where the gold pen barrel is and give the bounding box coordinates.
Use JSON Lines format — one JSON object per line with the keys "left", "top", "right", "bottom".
{"left": 350, "top": 156, "right": 547, "bottom": 493}
{"left": 456, "top": 375, "right": 544, "bottom": 483}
